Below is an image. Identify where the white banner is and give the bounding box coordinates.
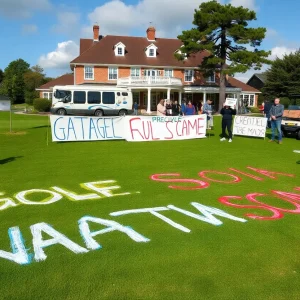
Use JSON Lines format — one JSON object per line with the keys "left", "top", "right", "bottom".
{"left": 125, "top": 115, "right": 207, "bottom": 142}
{"left": 0, "top": 100, "right": 11, "bottom": 111}
{"left": 50, "top": 115, "right": 125, "bottom": 142}
{"left": 233, "top": 115, "right": 267, "bottom": 138}
{"left": 50, "top": 115, "right": 207, "bottom": 142}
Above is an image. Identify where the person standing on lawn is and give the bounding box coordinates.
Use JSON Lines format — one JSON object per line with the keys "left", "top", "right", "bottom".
{"left": 185, "top": 100, "right": 196, "bottom": 115}
{"left": 203, "top": 99, "right": 213, "bottom": 129}
{"left": 157, "top": 99, "right": 166, "bottom": 116}
{"left": 269, "top": 98, "right": 284, "bottom": 144}
{"left": 220, "top": 103, "right": 236, "bottom": 143}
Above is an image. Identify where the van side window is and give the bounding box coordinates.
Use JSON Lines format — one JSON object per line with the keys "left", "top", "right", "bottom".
{"left": 117, "top": 92, "right": 121, "bottom": 96}
{"left": 73, "top": 91, "right": 86, "bottom": 104}
{"left": 122, "top": 92, "right": 128, "bottom": 96}
{"left": 103, "top": 92, "right": 115, "bottom": 104}
{"left": 88, "top": 92, "right": 101, "bottom": 104}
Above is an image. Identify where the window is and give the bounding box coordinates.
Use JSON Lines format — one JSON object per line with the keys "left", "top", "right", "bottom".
{"left": 130, "top": 68, "right": 141, "bottom": 77}
{"left": 184, "top": 70, "right": 194, "bottom": 82}
{"left": 103, "top": 92, "right": 115, "bottom": 104}
{"left": 133, "top": 92, "right": 140, "bottom": 105}
{"left": 108, "top": 67, "right": 118, "bottom": 80}
{"left": 43, "top": 92, "right": 48, "bottom": 99}
{"left": 117, "top": 47, "right": 123, "bottom": 55}
{"left": 73, "top": 91, "right": 86, "bottom": 104}
{"left": 206, "top": 74, "right": 215, "bottom": 83}
{"left": 241, "top": 94, "right": 255, "bottom": 107}
{"left": 88, "top": 92, "right": 101, "bottom": 104}
{"left": 49, "top": 92, "right": 53, "bottom": 99}
{"left": 84, "top": 66, "right": 94, "bottom": 80}
{"left": 149, "top": 49, "right": 155, "bottom": 57}
{"left": 122, "top": 92, "right": 128, "bottom": 96}
{"left": 164, "top": 69, "right": 173, "bottom": 77}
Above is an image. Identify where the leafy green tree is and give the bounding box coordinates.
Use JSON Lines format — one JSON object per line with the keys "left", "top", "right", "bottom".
{"left": 0, "top": 69, "right": 3, "bottom": 84}
{"left": 0, "top": 59, "right": 30, "bottom": 103}
{"left": 263, "top": 50, "right": 300, "bottom": 103}
{"left": 176, "top": 0, "right": 270, "bottom": 111}
{"left": 24, "top": 65, "right": 46, "bottom": 104}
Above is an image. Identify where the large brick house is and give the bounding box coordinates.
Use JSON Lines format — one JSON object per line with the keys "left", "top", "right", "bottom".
{"left": 38, "top": 25, "right": 260, "bottom": 112}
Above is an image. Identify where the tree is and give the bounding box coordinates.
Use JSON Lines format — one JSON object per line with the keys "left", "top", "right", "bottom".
{"left": 0, "top": 59, "right": 30, "bottom": 103}
{"left": 24, "top": 65, "right": 46, "bottom": 104}
{"left": 0, "top": 69, "right": 3, "bottom": 84}
{"left": 176, "top": 0, "right": 270, "bottom": 111}
{"left": 263, "top": 50, "right": 300, "bottom": 103}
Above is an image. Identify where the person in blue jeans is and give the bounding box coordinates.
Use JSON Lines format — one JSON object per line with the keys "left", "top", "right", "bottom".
{"left": 133, "top": 102, "right": 138, "bottom": 115}
{"left": 269, "top": 98, "right": 284, "bottom": 144}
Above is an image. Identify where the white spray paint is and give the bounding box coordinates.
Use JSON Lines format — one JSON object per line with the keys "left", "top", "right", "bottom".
{"left": 110, "top": 207, "right": 191, "bottom": 233}
{"left": 0, "top": 227, "right": 29, "bottom": 265}
{"left": 16, "top": 189, "right": 62, "bottom": 205}
{"left": 30, "top": 222, "right": 88, "bottom": 262}
{"left": 0, "top": 198, "right": 18, "bottom": 211}
{"left": 51, "top": 186, "right": 101, "bottom": 201}
{"left": 84, "top": 180, "right": 131, "bottom": 197}
{"left": 168, "top": 202, "right": 247, "bottom": 225}
{"left": 78, "top": 216, "right": 150, "bottom": 250}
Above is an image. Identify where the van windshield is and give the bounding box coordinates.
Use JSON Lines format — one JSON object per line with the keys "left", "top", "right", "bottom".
{"left": 54, "top": 90, "right": 71, "bottom": 102}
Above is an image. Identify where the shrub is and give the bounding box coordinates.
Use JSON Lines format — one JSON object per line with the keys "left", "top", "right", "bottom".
{"left": 33, "top": 98, "right": 51, "bottom": 112}
{"left": 249, "top": 107, "right": 260, "bottom": 113}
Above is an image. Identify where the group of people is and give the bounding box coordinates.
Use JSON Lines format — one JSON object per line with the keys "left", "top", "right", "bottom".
{"left": 136, "top": 97, "right": 285, "bottom": 144}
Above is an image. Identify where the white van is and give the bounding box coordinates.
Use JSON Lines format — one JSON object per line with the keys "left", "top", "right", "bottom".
{"left": 51, "top": 85, "right": 133, "bottom": 116}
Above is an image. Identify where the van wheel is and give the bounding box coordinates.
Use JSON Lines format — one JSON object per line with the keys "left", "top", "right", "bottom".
{"left": 57, "top": 109, "right": 66, "bottom": 115}
{"left": 296, "top": 130, "right": 300, "bottom": 140}
{"left": 94, "top": 110, "right": 103, "bottom": 116}
{"left": 119, "top": 110, "right": 127, "bottom": 116}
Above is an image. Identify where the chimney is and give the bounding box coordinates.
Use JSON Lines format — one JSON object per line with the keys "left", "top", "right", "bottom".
{"left": 93, "top": 24, "right": 100, "bottom": 41}
{"left": 146, "top": 26, "right": 156, "bottom": 41}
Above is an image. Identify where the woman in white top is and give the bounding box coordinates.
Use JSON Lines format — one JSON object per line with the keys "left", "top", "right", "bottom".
{"left": 157, "top": 99, "right": 166, "bottom": 116}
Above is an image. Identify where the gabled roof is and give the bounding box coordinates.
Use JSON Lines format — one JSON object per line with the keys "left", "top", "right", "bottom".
{"left": 247, "top": 73, "right": 267, "bottom": 84}
{"left": 71, "top": 35, "right": 209, "bottom": 68}
{"left": 228, "top": 77, "right": 260, "bottom": 93}
{"left": 114, "top": 42, "right": 126, "bottom": 48}
{"left": 36, "top": 74, "right": 74, "bottom": 90}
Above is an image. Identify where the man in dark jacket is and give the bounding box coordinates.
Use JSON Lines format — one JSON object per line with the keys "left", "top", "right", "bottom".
{"left": 269, "top": 98, "right": 284, "bottom": 144}
{"left": 220, "top": 104, "right": 237, "bottom": 143}
{"left": 264, "top": 100, "right": 272, "bottom": 128}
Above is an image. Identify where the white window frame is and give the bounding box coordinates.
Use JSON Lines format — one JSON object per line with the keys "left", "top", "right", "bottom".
{"left": 84, "top": 66, "right": 94, "bottom": 80}
{"left": 146, "top": 44, "right": 158, "bottom": 58}
{"left": 114, "top": 42, "right": 125, "bottom": 56}
{"left": 206, "top": 73, "right": 215, "bottom": 83}
{"left": 164, "top": 69, "right": 173, "bottom": 77}
{"left": 184, "top": 69, "right": 194, "bottom": 82}
{"left": 241, "top": 93, "right": 255, "bottom": 107}
{"left": 108, "top": 67, "right": 118, "bottom": 80}
{"left": 117, "top": 47, "right": 123, "bottom": 55}
{"left": 42, "top": 92, "right": 48, "bottom": 99}
{"left": 130, "top": 68, "right": 141, "bottom": 77}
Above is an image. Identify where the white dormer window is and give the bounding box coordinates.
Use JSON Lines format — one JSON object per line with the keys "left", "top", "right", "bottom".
{"left": 114, "top": 42, "right": 125, "bottom": 56}
{"left": 145, "top": 43, "right": 158, "bottom": 58}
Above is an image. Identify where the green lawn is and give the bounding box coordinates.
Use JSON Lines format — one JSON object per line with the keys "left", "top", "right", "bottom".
{"left": 0, "top": 112, "right": 300, "bottom": 300}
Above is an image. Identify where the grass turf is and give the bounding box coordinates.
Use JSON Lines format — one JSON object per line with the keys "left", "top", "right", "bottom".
{"left": 0, "top": 111, "right": 300, "bottom": 300}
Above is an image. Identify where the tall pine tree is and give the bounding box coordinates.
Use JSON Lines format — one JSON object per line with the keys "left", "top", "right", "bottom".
{"left": 176, "top": 0, "right": 270, "bottom": 111}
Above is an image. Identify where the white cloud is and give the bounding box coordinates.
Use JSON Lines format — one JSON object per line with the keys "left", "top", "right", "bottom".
{"left": 269, "top": 46, "right": 296, "bottom": 60}
{"left": 229, "top": 0, "right": 257, "bottom": 10}
{"left": 52, "top": 12, "right": 81, "bottom": 37}
{"left": 38, "top": 41, "right": 79, "bottom": 70}
{"left": 21, "top": 24, "right": 38, "bottom": 35}
{"left": 0, "top": 0, "right": 51, "bottom": 18}
{"left": 82, "top": 0, "right": 207, "bottom": 38}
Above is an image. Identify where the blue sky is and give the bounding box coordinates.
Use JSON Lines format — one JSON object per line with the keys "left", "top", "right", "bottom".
{"left": 0, "top": 0, "right": 299, "bottom": 82}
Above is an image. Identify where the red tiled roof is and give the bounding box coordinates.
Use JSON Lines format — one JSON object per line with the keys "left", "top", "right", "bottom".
{"left": 37, "top": 74, "right": 74, "bottom": 90}
{"left": 80, "top": 39, "right": 94, "bottom": 55}
{"left": 71, "top": 35, "right": 209, "bottom": 67}
{"left": 227, "top": 76, "right": 260, "bottom": 93}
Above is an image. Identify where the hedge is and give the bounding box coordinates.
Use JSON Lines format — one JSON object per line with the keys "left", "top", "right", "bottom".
{"left": 33, "top": 98, "right": 51, "bottom": 112}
